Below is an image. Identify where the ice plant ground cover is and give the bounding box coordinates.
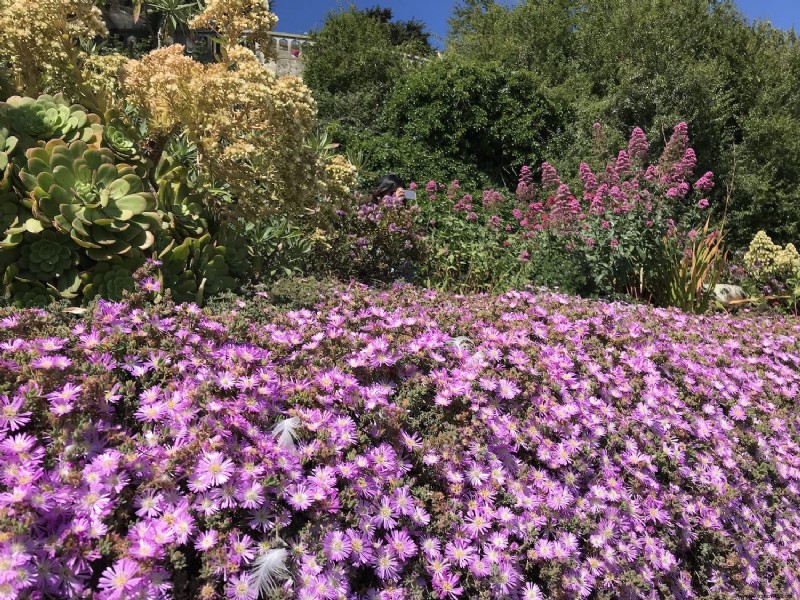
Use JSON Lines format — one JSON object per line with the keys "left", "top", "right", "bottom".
{"left": 2, "top": 286, "right": 800, "bottom": 599}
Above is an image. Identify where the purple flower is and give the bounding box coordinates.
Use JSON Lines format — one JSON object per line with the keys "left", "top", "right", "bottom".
{"left": 226, "top": 572, "right": 257, "bottom": 600}
{"left": 195, "top": 530, "right": 219, "bottom": 552}
{"left": 375, "top": 547, "right": 401, "bottom": 581}
{"left": 98, "top": 559, "right": 141, "bottom": 600}
{"left": 196, "top": 451, "right": 236, "bottom": 488}
{"left": 0, "top": 395, "right": 30, "bottom": 431}
{"left": 324, "top": 530, "right": 352, "bottom": 562}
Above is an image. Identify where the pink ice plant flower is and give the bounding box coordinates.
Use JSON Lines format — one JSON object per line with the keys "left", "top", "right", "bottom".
{"left": 2, "top": 283, "right": 800, "bottom": 598}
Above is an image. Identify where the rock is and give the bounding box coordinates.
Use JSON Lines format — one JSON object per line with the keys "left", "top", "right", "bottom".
{"left": 713, "top": 284, "right": 747, "bottom": 304}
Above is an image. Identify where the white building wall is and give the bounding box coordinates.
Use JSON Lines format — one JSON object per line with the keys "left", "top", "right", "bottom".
{"left": 261, "top": 32, "right": 312, "bottom": 78}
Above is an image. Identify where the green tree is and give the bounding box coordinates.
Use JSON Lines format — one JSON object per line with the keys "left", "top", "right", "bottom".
{"left": 303, "top": 6, "right": 409, "bottom": 132}
{"left": 367, "top": 57, "right": 568, "bottom": 188}
{"left": 363, "top": 6, "right": 434, "bottom": 55}
{"left": 732, "top": 25, "right": 800, "bottom": 243}
{"left": 447, "top": 0, "right": 800, "bottom": 244}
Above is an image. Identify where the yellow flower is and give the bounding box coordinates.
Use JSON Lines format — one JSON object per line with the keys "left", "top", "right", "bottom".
{"left": 0, "top": 0, "right": 106, "bottom": 98}
{"left": 744, "top": 230, "right": 800, "bottom": 282}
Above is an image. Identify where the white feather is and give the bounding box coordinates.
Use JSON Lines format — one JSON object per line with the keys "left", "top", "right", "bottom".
{"left": 450, "top": 336, "right": 473, "bottom": 350}
{"left": 271, "top": 417, "right": 299, "bottom": 450}
{"left": 250, "top": 548, "right": 290, "bottom": 597}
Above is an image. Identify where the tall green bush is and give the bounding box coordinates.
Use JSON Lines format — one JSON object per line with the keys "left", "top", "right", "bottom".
{"left": 369, "top": 57, "right": 568, "bottom": 189}
{"left": 303, "top": 7, "right": 415, "bottom": 134}
{"left": 447, "top": 0, "right": 800, "bottom": 245}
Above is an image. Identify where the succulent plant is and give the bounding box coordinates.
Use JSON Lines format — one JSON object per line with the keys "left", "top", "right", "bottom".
{"left": 158, "top": 233, "right": 237, "bottom": 304}
{"left": 0, "top": 127, "right": 18, "bottom": 172}
{"left": 0, "top": 174, "right": 40, "bottom": 248}
{"left": 19, "top": 140, "right": 162, "bottom": 262}
{"left": 214, "top": 225, "right": 249, "bottom": 277}
{"left": 0, "top": 94, "right": 102, "bottom": 153}
{"left": 103, "top": 110, "right": 144, "bottom": 163}
{"left": 3, "top": 279, "right": 54, "bottom": 308}
{"left": 156, "top": 162, "right": 208, "bottom": 240}
{"left": 163, "top": 134, "right": 200, "bottom": 184}
{"left": 0, "top": 199, "right": 17, "bottom": 234}
{"left": 18, "top": 230, "right": 78, "bottom": 281}
{"left": 82, "top": 258, "right": 142, "bottom": 302}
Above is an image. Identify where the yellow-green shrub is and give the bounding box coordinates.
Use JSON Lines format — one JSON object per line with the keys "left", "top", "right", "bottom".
{"left": 0, "top": 0, "right": 106, "bottom": 101}
{"left": 744, "top": 230, "right": 800, "bottom": 283}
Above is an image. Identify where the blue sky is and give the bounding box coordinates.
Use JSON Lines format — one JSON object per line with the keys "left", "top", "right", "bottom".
{"left": 274, "top": 0, "right": 799, "bottom": 47}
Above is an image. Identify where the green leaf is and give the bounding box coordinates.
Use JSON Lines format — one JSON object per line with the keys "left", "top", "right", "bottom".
{"left": 111, "top": 195, "right": 148, "bottom": 215}
{"left": 24, "top": 219, "right": 44, "bottom": 234}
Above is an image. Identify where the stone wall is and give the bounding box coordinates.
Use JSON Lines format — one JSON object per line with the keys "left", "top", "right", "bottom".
{"left": 260, "top": 32, "right": 312, "bottom": 78}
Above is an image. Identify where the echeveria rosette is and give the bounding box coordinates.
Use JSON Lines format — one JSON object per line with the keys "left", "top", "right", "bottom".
{"left": 103, "top": 110, "right": 144, "bottom": 164}
{"left": 3, "top": 232, "right": 82, "bottom": 301}
{"left": 156, "top": 170, "right": 209, "bottom": 241}
{"left": 5, "top": 280, "right": 53, "bottom": 308}
{"left": 20, "top": 140, "right": 162, "bottom": 262}
{"left": 81, "top": 258, "right": 142, "bottom": 302}
{"left": 17, "top": 230, "right": 78, "bottom": 281}
{"left": 0, "top": 94, "right": 102, "bottom": 153}
{"left": 214, "top": 225, "right": 249, "bottom": 278}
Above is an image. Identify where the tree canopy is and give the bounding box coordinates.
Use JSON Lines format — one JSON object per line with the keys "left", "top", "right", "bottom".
{"left": 446, "top": 0, "right": 800, "bottom": 244}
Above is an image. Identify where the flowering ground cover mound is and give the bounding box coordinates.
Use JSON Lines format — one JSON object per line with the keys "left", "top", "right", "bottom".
{"left": 2, "top": 286, "right": 800, "bottom": 599}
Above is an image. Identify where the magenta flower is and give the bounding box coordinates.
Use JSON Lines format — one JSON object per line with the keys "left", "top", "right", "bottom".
{"left": 196, "top": 451, "right": 236, "bottom": 487}
{"left": 195, "top": 530, "right": 219, "bottom": 552}
{"left": 433, "top": 571, "right": 464, "bottom": 599}
{"left": 496, "top": 379, "right": 520, "bottom": 400}
{"left": 45, "top": 384, "right": 81, "bottom": 417}
{"left": 373, "top": 497, "right": 399, "bottom": 530}
{"left": 375, "top": 547, "right": 401, "bottom": 581}
{"left": 323, "top": 530, "right": 352, "bottom": 562}
{"left": 0, "top": 395, "right": 30, "bottom": 431}
{"left": 286, "top": 483, "right": 314, "bottom": 510}
{"left": 97, "top": 559, "right": 141, "bottom": 600}
{"left": 226, "top": 572, "right": 257, "bottom": 600}
{"left": 445, "top": 540, "right": 476, "bottom": 568}
{"left": 387, "top": 529, "right": 417, "bottom": 561}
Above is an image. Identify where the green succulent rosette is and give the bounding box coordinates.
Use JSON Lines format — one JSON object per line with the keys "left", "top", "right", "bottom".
{"left": 7, "top": 281, "right": 54, "bottom": 308}
{"left": 0, "top": 94, "right": 102, "bottom": 153}
{"left": 20, "top": 139, "right": 162, "bottom": 262}
{"left": 17, "top": 230, "right": 78, "bottom": 281}
{"left": 157, "top": 174, "right": 208, "bottom": 241}
{"left": 158, "top": 234, "right": 237, "bottom": 304}
{"left": 82, "top": 258, "right": 142, "bottom": 302}
{"left": 214, "top": 226, "right": 249, "bottom": 277}
{"left": 103, "top": 110, "right": 144, "bottom": 163}
{"left": 104, "top": 123, "right": 140, "bottom": 161}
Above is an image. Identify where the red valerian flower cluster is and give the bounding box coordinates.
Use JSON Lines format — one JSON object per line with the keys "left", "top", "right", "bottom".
{"left": 1, "top": 286, "right": 800, "bottom": 599}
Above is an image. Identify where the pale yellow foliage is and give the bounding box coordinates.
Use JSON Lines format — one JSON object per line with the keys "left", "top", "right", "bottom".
{"left": 82, "top": 53, "right": 130, "bottom": 111}
{"left": 1, "top": 0, "right": 359, "bottom": 218}
{"left": 124, "top": 44, "right": 331, "bottom": 216}
{"left": 0, "top": 0, "right": 106, "bottom": 98}
{"left": 190, "top": 0, "right": 278, "bottom": 51}
{"left": 323, "top": 154, "right": 359, "bottom": 200}
{"left": 744, "top": 230, "right": 800, "bottom": 282}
